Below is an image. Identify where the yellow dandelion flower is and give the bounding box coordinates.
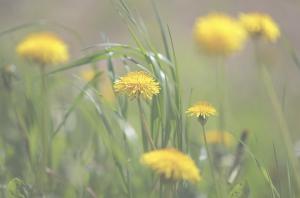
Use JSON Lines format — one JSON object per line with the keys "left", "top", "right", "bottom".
{"left": 186, "top": 101, "right": 217, "bottom": 119}
{"left": 81, "top": 69, "right": 95, "bottom": 81}
{"left": 140, "top": 148, "right": 201, "bottom": 182}
{"left": 194, "top": 13, "right": 247, "bottom": 55}
{"left": 16, "top": 32, "right": 69, "bottom": 65}
{"left": 204, "top": 130, "right": 234, "bottom": 147}
{"left": 239, "top": 12, "right": 280, "bottom": 42}
{"left": 114, "top": 71, "right": 160, "bottom": 100}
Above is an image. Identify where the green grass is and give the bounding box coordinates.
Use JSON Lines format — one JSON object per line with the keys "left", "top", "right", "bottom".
{"left": 0, "top": 0, "right": 299, "bottom": 197}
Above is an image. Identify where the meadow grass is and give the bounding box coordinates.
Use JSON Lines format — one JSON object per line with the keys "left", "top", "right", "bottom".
{"left": 0, "top": 0, "right": 299, "bottom": 197}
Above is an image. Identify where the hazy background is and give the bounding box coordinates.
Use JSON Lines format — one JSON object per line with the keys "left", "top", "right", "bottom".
{"left": 1, "top": 0, "right": 300, "bottom": 197}
{"left": 1, "top": 0, "right": 299, "bottom": 49}
{"left": 1, "top": 0, "right": 300, "bottom": 140}
{"left": 0, "top": 0, "right": 300, "bottom": 138}
{"left": 1, "top": 0, "right": 300, "bottom": 141}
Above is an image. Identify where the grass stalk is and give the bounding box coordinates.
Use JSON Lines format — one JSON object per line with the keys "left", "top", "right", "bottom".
{"left": 260, "top": 65, "right": 300, "bottom": 191}
{"left": 9, "top": 90, "right": 32, "bottom": 168}
{"left": 254, "top": 41, "right": 300, "bottom": 191}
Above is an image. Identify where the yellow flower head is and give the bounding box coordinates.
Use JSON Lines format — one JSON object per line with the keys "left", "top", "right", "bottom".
{"left": 16, "top": 32, "right": 69, "bottom": 65}
{"left": 140, "top": 148, "right": 201, "bottom": 183}
{"left": 204, "top": 130, "right": 234, "bottom": 147}
{"left": 114, "top": 71, "right": 160, "bottom": 100}
{"left": 239, "top": 12, "right": 280, "bottom": 42}
{"left": 186, "top": 101, "right": 217, "bottom": 119}
{"left": 81, "top": 69, "right": 95, "bottom": 81}
{"left": 194, "top": 13, "right": 247, "bottom": 55}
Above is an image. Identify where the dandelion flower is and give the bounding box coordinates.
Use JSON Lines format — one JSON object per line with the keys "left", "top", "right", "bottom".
{"left": 239, "top": 12, "right": 280, "bottom": 42}
{"left": 16, "top": 32, "right": 69, "bottom": 65}
{"left": 204, "top": 130, "right": 234, "bottom": 147}
{"left": 141, "top": 148, "right": 201, "bottom": 182}
{"left": 194, "top": 13, "right": 247, "bottom": 55}
{"left": 186, "top": 101, "right": 217, "bottom": 119}
{"left": 81, "top": 69, "right": 95, "bottom": 81}
{"left": 114, "top": 71, "right": 160, "bottom": 100}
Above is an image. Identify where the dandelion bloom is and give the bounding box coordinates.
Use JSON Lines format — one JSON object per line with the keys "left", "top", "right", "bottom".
{"left": 239, "top": 12, "right": 280, "bottom": 42}
{"left": 141, "top": 148, "right": 201, "bottom": 182}
{"left": 204, "top": 130, "right": 234, "bottom": 147}
{"left": 186, "top": 101, "right": 217, "bottom": 119}
{"left": 16, "top": 32, "right": 69, "bottom": 65}
{"left": 114, "top": 71, "right": 160, "bottom": 100}
{"left": 194, "top": 13, "right": 247, "bottom": 55}
{"left": 81, "top": 69, "right": 95, "bottom": 81}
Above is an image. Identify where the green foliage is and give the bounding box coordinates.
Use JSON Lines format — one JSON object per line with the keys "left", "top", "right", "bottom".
{"left": 7, "top": 178, "right": 31, "bottom": 198}
{"left": 0, "top": 0, "right": 299, "bottom": 197}
{"left": 229, "top": 181, "right": 250, "bottom": 198}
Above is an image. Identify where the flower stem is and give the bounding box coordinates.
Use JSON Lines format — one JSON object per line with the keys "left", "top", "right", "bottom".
{"left": 166, "top": 183, "right": 174, "bottom": 198}
{"left": 216, "top": 57, "right": 225, "bottom": 132}
{"left": 39, "top": 65, "right": 50, "bottom": 192}
{"left": 201, "top": 124, "right": 222, "bottom": 198}
{"left": 161, "top": 180, "right": 175, "bottom": 198}
{"left": 137, "top": 97, "right": 156, "bottom": 151}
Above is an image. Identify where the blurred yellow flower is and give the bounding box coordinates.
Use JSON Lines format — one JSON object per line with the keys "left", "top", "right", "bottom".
{"left": 186, "top": 101, "right": 217, "bottom": 118}
{"left": 194, "top": 13, "right": 247, "bottom": 55}
{"left": 204, "top": 130, "right": 234, "bottom": 147}
{"left": 81, "top": 69, "right": 95, "bottom": 81}
{"left": 114, "top": 71, "right": 160, "bottom": 100}
{"left": 101, "top": 81, "right": 116, "bottom": 104}
{"left": 239, "top": 12, "right": 280, "bottom": 42}
{"left": 16, "top": 32, "right": 69, "bottom": 65}
{"left": 140, "top": 148, "right": 201, "bottom": 182}
{"left": 81, "top": 69, "right": 116, "bottom": 103}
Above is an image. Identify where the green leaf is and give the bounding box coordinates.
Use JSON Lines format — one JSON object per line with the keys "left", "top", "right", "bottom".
{"left": 7, "top": 178, "right": 30, "bottom": 198}
{"left": 151, "top": 0, "right": 171, "bottom": 61}
{"left": 51, "top": 71, "right": 103, "bottom": 138}
{"left": 48, "top": 51, "right": 109, "bottom": 74}
{"left": 229, "top": 181, "right": 250, "bottom": 198}
{"left": 48, "top": 44, "right": 141, "bottom": 75}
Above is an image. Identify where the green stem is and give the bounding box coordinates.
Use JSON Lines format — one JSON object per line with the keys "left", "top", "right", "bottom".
{"left": 281, "top": 70, "right": 288, "bottom": 113}
{"left": 39, "top": 65, "right": 50, "bottom": 192}
{"left": 216, "top": 57, "right": 226, "bottom": 133}
{"left": 8, "top": 90, "right": 33, "bottom": 169}
{"left": 137, "top": 97, "right": 156, "bottom": 151}
{"left": 163, "top": 181, "right": 175, "bottom": 198}
{"left": 159, "top": 179, "right": 163, "bottom": 198}
{"left": 201, "top": 124, "right": 222, "bottom": 198}
{"left": 93, "top": 97, "right": 131, "bottom": 197}
{"left": 166, "top": 185, "right": 173, "bottom": 198}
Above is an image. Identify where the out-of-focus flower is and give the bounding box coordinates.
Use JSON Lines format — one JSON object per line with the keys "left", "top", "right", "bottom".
{"left": 81, "top": 69, "right": 96, "bottom": 81}
{"left": 114, "top": 71, "right": 160, "bottom": 100}
{"left": 194, "top": 13, "right": 247, "bottom": 55}
{"left": 140, "top": 148, "right": 201, "bottom": 183}
{"left": 16, "top": 32, "right": 69, "bottom": 65}
{"left": 239, "top": 12, "right": 280, "bottom": 42}
{"left": 204, "top": 130, "right": 234, "bottom": 147}
{"left": 100, "top": 77, "right": 116, "bottom": 104}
